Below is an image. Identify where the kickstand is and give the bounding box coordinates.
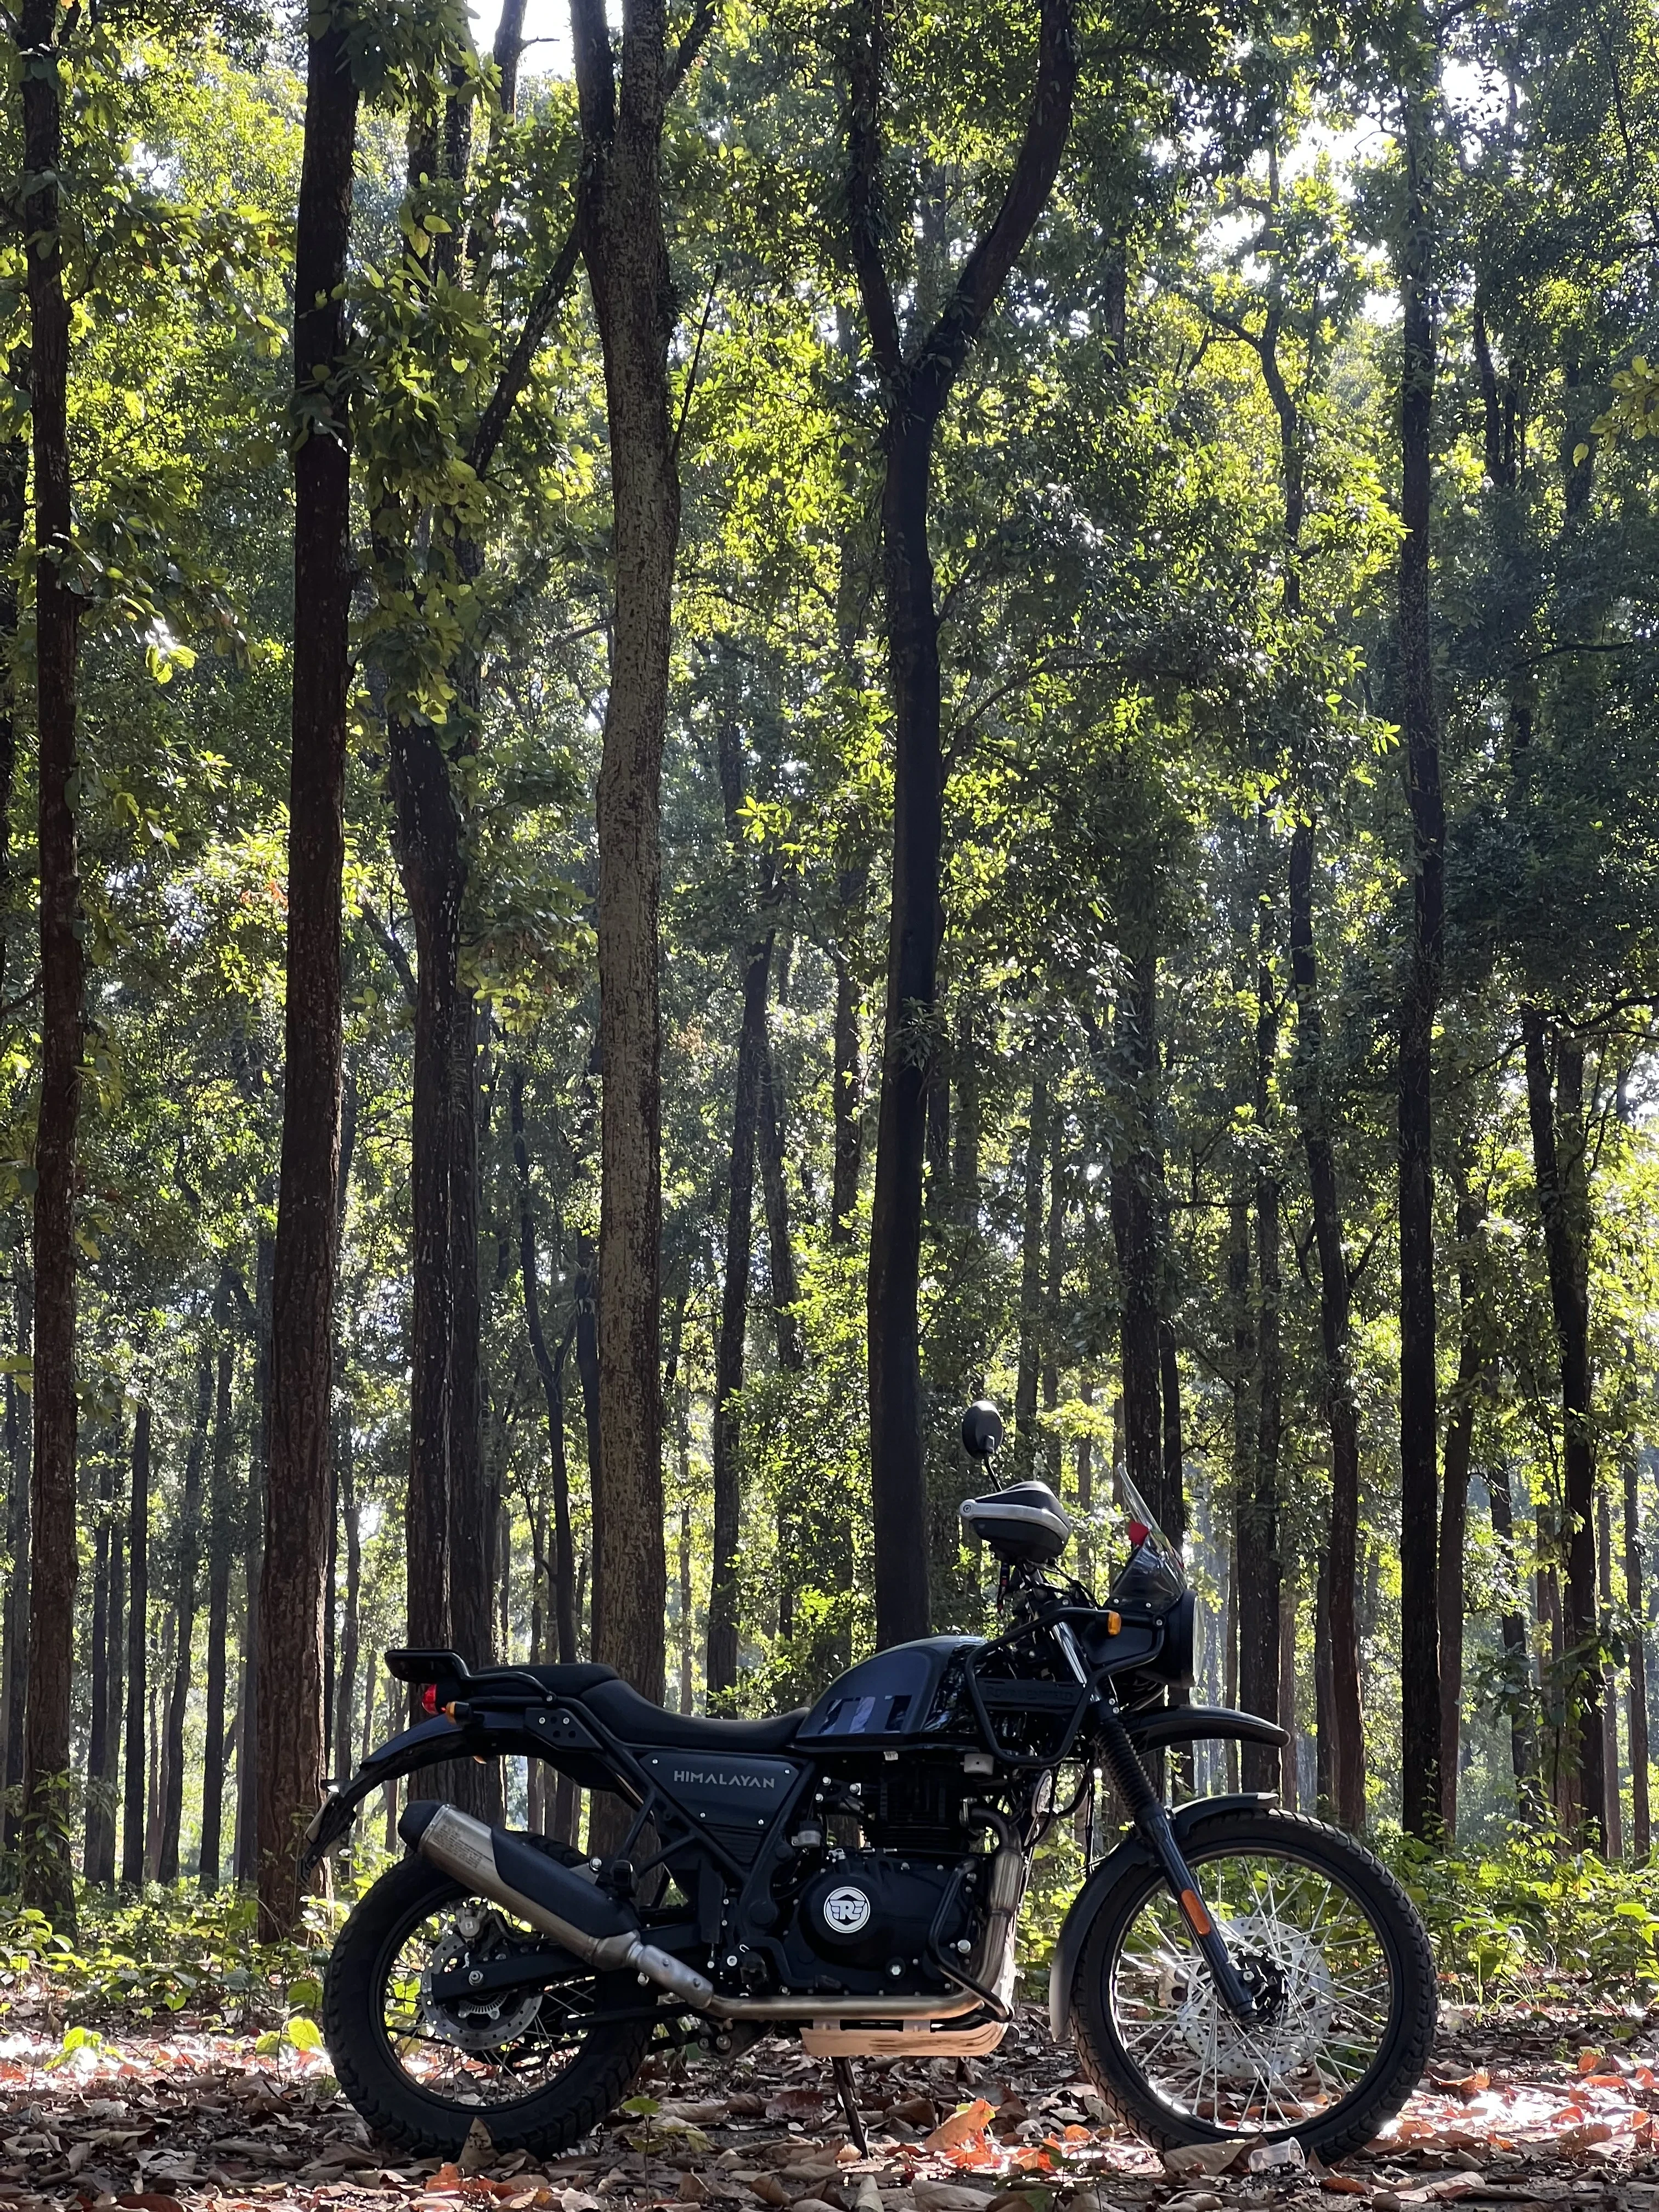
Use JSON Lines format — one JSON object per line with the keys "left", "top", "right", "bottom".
{"left": 831, "top": 2056, "right": 869, "bottom": 2157}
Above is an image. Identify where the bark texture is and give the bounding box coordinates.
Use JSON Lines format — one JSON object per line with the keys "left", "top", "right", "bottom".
{"left": 1394, "top": 74, "right": 1443, "bottom": 1839}
{"left": 848, "top": 0, "right": 1077, "bottom": 1643}
{"left": 708, "top": 936, "right": 772, "bottom": 1694}
{"left": 571, "top": 0, "right": 686, "bottom": 1711}
{"left": 257, "top": 10, "right": 358, "bottom": 1936}
{"left": 122, "top": 1406, "right": 151, "bottom": 1888}
{"left": 1287, "top": 821, "right": 1364, "bottom": 1830}
{"left": 20, "top": 0, "right": 86, "bottom": 1928}
{"left": 1523, "top": 1016, "right": 1603, "bottom": 1849}
{"left": 160, "top": 1358, "right": 212, "bottom": 1881}
{"left": 200, "top": 1338, "right": 235, "bottom": 1889}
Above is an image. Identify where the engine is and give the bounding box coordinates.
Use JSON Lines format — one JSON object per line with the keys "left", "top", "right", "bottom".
{"left": 772, "top": 1847, "right": 973, "bottom": 1995}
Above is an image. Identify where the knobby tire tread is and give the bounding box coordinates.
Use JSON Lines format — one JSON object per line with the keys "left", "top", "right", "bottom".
{"left": 1068, "top": 1808, "right": 1437, "bottom": 2162}
{"left": 324, "top": 1855, "right": 651, "bottom": 2158}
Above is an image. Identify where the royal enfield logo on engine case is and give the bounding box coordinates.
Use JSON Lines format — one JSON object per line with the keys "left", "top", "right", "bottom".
{"left": 822, "top": 1885, "right": 873, "bottom": 1934}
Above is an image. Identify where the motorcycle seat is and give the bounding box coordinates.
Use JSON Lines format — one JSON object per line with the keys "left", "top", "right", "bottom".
{"left": 581, "top": 1675, "right": 806, "bottom": 1752}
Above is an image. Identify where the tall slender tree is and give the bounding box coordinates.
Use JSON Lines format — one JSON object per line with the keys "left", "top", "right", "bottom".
{"left": 1393, "top": 50, "right": 1444, "bottom": 1839}
{"left": 19, "top": 0, "right": 86, "bottom": 1928}
{"left": 845, "top": 0, "right": 1078, "bottom": 1641}
{"left": 122, "top": 1404, "right": 150, "bottom": 1888}
{"left": 257, "top": 4, "right": 360, "bottom": 1937}
{"left": 568, "top": 0, "right": 713, "bottom": 1709}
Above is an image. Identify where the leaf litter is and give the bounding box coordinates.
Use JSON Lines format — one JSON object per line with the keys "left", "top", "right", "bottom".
{"left": 0, "top": 2002, "right": 1654, "bottom": 2212}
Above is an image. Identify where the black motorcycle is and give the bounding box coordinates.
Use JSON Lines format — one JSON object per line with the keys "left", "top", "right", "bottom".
{"left": 309, "top": 1403, "right": 1434, "bottom": 2162}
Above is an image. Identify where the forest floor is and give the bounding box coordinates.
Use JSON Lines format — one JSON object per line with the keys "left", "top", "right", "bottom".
{"left": 0, "top": 1999, "right": 1655, "bottom": 2212}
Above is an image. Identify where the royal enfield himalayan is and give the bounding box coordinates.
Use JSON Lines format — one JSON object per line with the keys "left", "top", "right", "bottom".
{"left": 308, "top": 1403, "right": 1434, "bottom": 2163}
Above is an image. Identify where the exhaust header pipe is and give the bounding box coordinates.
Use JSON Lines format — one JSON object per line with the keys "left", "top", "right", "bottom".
{"left": 401, "top": 1802, "right": 715, "bottom": 2008}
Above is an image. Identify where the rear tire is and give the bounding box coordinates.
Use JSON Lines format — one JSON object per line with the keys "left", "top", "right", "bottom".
{"left": 324, "top": 1853, "right": 652, "bottom": 2158}
{"left": 1069, "top": 1809, "right": 1435, "bottom": 2162}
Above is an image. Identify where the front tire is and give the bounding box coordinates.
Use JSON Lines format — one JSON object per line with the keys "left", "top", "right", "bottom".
{"left": 324, "top": 1853, "right": 652, "bottom": 2157}
{"left": 1070, "top": 1809, "right": 1436, "bottom": 2162}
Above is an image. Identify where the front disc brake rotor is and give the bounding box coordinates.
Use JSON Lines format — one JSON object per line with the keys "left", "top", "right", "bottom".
{"left": 418, "top": 1906, "right": 545, "bottom": 2052}
{"left": 1176, "top": 1915, "right": 1335, "bottom": 2082}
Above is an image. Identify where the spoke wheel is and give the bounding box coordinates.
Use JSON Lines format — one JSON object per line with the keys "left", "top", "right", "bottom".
{"left": 1071, "top": 1810, "right": 1436, "bottom": 2161}
{"left": 325, "top": 1853, "right": 653, "bottom": 2156}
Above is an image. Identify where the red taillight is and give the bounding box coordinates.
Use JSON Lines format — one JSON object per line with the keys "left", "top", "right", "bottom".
{"left": 420, "top": 1683, "right": 438, "bottom": 1717}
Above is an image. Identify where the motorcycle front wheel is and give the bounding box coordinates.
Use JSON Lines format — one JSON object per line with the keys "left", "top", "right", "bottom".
{"left": 1070, "top": 1809, "right": 1436, "bottom": 2162}
{"left": 323, "top": 1853, "right": 653, "bottom": 2157}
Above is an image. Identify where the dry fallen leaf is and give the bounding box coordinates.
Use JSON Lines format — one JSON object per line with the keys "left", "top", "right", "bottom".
{"left": 912, "top": 2179, "right": 995, "bottom": 2212}
{"left": 924, "top": 2102, "right": 996, "bottom": 2154}
{"left": 1161, "top": 2143, "right": 1242, "bottom": 2179}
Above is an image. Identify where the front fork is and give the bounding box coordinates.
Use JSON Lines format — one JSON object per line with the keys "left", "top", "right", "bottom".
{"left": 1096, "top": 1709, "right": 1259, "bottom": 2021}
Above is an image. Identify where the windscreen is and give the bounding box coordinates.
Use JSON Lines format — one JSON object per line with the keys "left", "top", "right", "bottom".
{"left": 1108, "top": 1470, "right": 1187, "bottom": 1610}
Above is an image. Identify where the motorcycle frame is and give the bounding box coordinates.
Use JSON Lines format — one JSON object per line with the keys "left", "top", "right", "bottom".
{"left": 304, "top": 1632, "right": 1291, "bottom": 2041}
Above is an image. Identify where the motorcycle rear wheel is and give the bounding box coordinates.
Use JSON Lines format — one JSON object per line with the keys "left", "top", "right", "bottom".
{"left": 324, "top": 1853, "right": 653, "bottom": 2157}
{"left": 1069, "top": 1809, "right": 1436, "bottom": 2162}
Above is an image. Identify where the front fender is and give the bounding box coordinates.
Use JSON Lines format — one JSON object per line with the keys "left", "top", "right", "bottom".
{"left": 1046, "top": 1793, "right": 1277, "bottom": 2040}
{"left": 300, "top": 1716, "right": 471, "bottom": 1875}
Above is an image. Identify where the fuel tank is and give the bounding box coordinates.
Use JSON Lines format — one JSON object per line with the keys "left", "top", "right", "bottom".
{"left": 795, "top": 1635, "right": 983, "bottom": 1743}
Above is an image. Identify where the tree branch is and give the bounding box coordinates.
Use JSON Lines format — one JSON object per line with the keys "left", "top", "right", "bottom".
{"left": 907, "top": 0, "right": 1078, "bottom": 424}
{"left": 666, "top": 0, "right": 718, "bottom": 98}
{"left": 469, "top": 215, "right": 583, "bottom": 477}
{"left": 359, "top": 900, "right": 416, "bottom": 1005}
{"left": 844, "top": 0, "right": 903, "bottom": 386}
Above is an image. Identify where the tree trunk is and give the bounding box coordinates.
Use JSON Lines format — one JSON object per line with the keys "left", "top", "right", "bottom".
{"left": 1287, "top": 820, "right": 1365, "bottom": 1831}
{"left": 1239, "top": 902, "right": 1283, "bottom": 1793}
{"left": 395, "top": 719, "right": 461, "bottom": 1657}
{"left": 571, "top": 0, "right": 680, "bottom": 1720}
{"left": 1438, "top": 1175, "right": 1486, "bottom": 1838}
{"left": 709, "top": 935, "right": 772, "bottom": 1694}
{"left": 200, "top": 1339, "right": 235, "bottom": 1891}
{"left": 850, "top": 0, "right": 1077, "bottom": 1645}
{"left": 952, "top": 995, "right": 980, "bottom": 1229}
{"left": 122, "top": 1404, "right": 151, "bottom": 1888}
{"left": 20, "top": 0, "right": 87, "bottom": 1929}
{"left": 831, "top": 947, "right": 864, "bottom": 1241}
{"left": 757, "top": 1026, "right": 804, "bottom": 1372}
{"left": 1314, "top": 1554, "right": 1335, "bottom": 1815}
{"left": 0, "top": 419, "right": 29, "bottom": 1020}
{"left": 98, "top": 1492, "right": 125, "bottom": 1887}
{"left": 238, "top": 1227, "right": 274, "bottom": 1883}
{"left": 1014, "top": 1081, "right": 1049, "bottom": 1476}
{"left": 1487, "top": 1461, "right": 1541, "bottom": 1812}
{"left": 1278, "top": 1563, "right": 1299, "bottom": 1812}
{"left": 448, "top": 1009, "right": 493, "bottom": 1680}
{"left": 864, "top": 412, "right": 941, "bottom": 1647}
{"left": 160, "top": 1357, "right": 213, "bottom": 1881}
{"left": 1045, "top": 1114, "right": 1068, "bottom": 1492}
{"left": 678, "top": 1505, "right": 694, "bottom": 1716}
{"left": 258, "top": 10, "right": 359, "bottom": 1936}
{"left": 509, "top": 1068, "right": 579, "bottom": 1680}
{"left": 1, "top": 1276, "right": 30, "bottom": 1850}
{"left": 333, "top": 1420, "right": 360, "bottom": 1785}
{"left": 1523, "top": 1015, "right": 1603, "bottom": 1849}
{"left": 1393, "top": 68, "right": 1446, "bottom": 1843}
{"left": 1625, "top": 1446, "right": 1650, "bottom": 1859}
{"left": 84, "top": 1451, "right": 114, "bottom": 1883}
{"left": 1111, "top": 950, "right": 1163, "bottom": 1506}
{"left": 1599, "top": 1486, "right": 1622, "bottom": 1858}
{"left": 573, "top": 1231, "right": 601, "bottom": 1656}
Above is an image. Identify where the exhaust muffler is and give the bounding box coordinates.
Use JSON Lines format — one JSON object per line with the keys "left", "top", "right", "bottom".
{"left": 400, "top": 1801, "right": 715, "bottom": 2007}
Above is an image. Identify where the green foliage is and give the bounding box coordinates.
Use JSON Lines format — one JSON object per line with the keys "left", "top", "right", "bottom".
{"left": 1380, "top": 1829, "right": 1659, "bottom": 2005}
{"left": 0, "top": 1880, "right": 352, "bottom": 2029}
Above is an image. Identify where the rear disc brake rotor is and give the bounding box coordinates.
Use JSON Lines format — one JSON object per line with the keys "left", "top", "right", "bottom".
{"left": 418, "top": 1907, "right": 545, "bottom": 2052}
